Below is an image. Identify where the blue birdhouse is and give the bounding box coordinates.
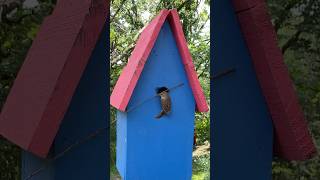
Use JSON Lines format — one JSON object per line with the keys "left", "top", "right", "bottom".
{"left": 212, "top": 0, "right": 316, "bottom": 180}
{"left": 110, "top": 9, "right": 208, "bottom": 179}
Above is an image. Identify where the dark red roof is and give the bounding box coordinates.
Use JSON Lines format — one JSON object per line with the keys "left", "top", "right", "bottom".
{"left": 232, "top": 0, "right": 317, "bottom": 160}
{"left": 0, "top": 0, "right": 109, "bottom": 157}
{"left": 110, "top": 9, "right": 209, "bottom": 112}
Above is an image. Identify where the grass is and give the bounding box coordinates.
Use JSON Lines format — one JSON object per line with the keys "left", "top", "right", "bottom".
{"left": 110, "top": 150, "right": 210, "bottom": 180}
{"left": 192, "top": 153, "right": 210, "bottom": 180}
{"left": 192, "top": 172, "right": 209, "bottom": 180}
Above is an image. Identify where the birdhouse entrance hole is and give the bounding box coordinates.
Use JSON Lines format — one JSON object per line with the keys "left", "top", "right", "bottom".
{"left": 156, "top": 86, "right": 169, "bottom": 94}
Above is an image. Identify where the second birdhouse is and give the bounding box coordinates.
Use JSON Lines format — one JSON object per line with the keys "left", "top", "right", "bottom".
{"left": 110, "top": 9, "right": 208, "bottom": 179}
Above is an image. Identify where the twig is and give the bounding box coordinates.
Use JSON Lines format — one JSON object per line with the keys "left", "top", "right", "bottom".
{"left": 177, "top": 0, "right": 191, "bottom": 12}
{"left": 281, "top": 30, "right": 302, "bottom": 54}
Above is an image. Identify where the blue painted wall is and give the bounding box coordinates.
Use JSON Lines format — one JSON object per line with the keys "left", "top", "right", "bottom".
{"left": 21, "top": 151, "right": 54, "bottom": 180}
{"left": 116, "top": 111, "right": 127, "bottom": 178}
{"left": 22, "top": 24, "right": 109, "bottom": 180}
{"left": 212, "top": 0, "right": 273, "bottom": 180}
{"left": 117, "top": 21, "right": 196, "bottom": 180}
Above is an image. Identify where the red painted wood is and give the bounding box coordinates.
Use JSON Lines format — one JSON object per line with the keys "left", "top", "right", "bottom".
{"left": 168, "top": 10, "right": 209, "bottom": 112}
{"left": 232, "top": 0, "right": 317, "bottom": 160}
{"left": 0, "top": 0, "right": 108, "bottom": 157}
{"left": 232, "top": 0, "right": 264, "bottom": 12}
{"left": 110, "top": 9, "right": 209, "bottom": 112}
{"left": 110, "top": 10, "right": 169, "bottom": 111}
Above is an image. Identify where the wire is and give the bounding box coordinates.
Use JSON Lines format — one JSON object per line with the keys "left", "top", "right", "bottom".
{"left": 211, "top": 68, "right": 236, "bottom": 80}
{"left": 23, "top": 120, "right": 116, "bottom": 180}
{"left": 126, "top": 82, "right": 184, "bottom": 112}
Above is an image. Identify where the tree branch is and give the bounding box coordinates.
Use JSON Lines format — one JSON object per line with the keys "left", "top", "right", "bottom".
{"left": 0, "top": 2, "right": 19, "bottom": 23}
{"left": 281, "top": 30, "right": 302, "bottom": 54}
{"left": 5, "top": 10, "right": 34, "bottom": 25}
{"left": 273, "top": 2, "right": 298, "bottom": 32}
{"left": 110, "top": 0, "right": 127, "bottom": 22}
{"left": 177, "top": 0, "right": 191, "bottom": 12}
{"left": 0, "top": 1, "right": 36, "bottom": 25}
{"left": 197, "top": 61, "right": 209, "bottom": 79}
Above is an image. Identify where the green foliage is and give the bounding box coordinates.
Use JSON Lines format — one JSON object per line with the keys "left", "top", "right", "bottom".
{"left": 192, "top": 154, "right": 210, "bottom": 180}
{"left": 0, "top": 139, "right": 20, "bottom": 180}
{"left": 195, "top": 113, "right": 210, "bottom": 145}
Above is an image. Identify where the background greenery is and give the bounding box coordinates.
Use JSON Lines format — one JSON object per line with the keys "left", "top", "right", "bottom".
{"left": 0, "top": 0, "right": 318, "bottom": 180}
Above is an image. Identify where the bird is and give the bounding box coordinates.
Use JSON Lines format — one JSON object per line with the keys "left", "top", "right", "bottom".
{"left": 155, "top": 90, "right": 171, "bottom": 119}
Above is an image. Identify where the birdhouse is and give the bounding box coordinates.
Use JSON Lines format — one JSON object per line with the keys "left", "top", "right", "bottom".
{"left": 0, "top": 1, "right": 109, "bottom": 179}
{"left": 212, "top": 0, "right": 317, "bottom": 179}
{"left": 110, "top": 10, "right": 208, "bottom": 179}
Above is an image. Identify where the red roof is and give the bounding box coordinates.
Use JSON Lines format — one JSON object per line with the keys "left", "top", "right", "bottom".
{"left": 0, "top": 0, "right": 109, "bottom": 157}
{"left": 232, "top": 0, "right": 317, "bottom": 160}
{"left": 110, "top": 9, "right": 209, "bottom": 112}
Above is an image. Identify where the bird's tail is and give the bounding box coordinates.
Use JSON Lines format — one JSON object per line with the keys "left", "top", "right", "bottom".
{"left": 155, "top": 110, "right": 165, "bottom": 119}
